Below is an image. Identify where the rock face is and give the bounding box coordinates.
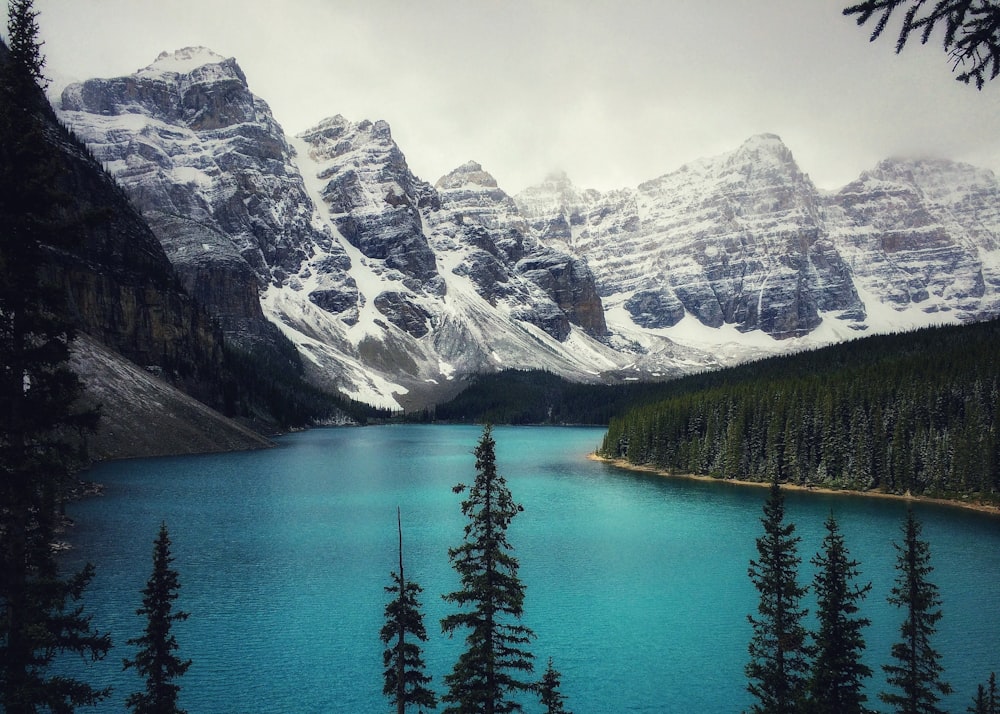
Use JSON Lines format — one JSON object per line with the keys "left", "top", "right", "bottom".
{"left": 0, "top": 41, "right": 274, "bottom": 455}
{"left": 516, "top": 138, "right": 1000, "bottom": 341}
{"left": 431, "top": 160, "right": 607, "bottom": 340}
{"left": 56, "top": 49, "right": 1000, "bottom": 410}
{"left": 827, "top": 158, "right": 999, "bottom": 319}
{"left": 59, "top": 47, "right": 326, "bottom": 346}
{"left": 517, "top": 135, "right": 866, "bottom": 339}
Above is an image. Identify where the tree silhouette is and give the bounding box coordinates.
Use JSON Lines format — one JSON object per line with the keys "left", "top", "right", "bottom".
{"left": 123, "top": 522, "right": 191, "bottom": 714}
{"left": 844, "top": 0, "right": 1000, "bottom": 88}
{"left": 745, "top": 481, "right": 810, "bottom": 714}
{"left": 0, "top": 2, "right": 110, "bottom": 710}
{"left": 808, "top": 513, "right": 872, "bottom": 713}
{"left": 880, "top": 510, "right": 952, "bottom": 714}
{"left": 537, "top": 658, "right": 571, "bottom": 714}
{"left": 441, "top": 425, "right": 535, "bottom": 713}
{"left": 381, "top": 508, "right": 436, "bottom": 713}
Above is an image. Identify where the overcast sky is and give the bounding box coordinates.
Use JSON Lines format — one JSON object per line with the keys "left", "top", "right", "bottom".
{"left": 13, "top": 0, "right": 1000, "bottom": 194}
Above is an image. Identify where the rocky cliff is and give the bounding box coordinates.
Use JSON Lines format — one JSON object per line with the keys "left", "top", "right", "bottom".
{"left": 0, "top": 40, "right": 277, "bottom": 456}
{"left": 517, "top": 137, "right": 999, "bottom": 342}
{"left": 56, "top": 49, "right": 1000, "bottom": 410}
{"left": 59, "top": 47, "right": 322, "bottom": 347}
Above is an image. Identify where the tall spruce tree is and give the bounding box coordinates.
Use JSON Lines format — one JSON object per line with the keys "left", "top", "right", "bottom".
{"left": 808, "top": 512, "right": 872, "bottom": 714}
{"left": 879, "top": 509, "right": 952, "bottom": 714}
{"left": 537, "top": 658, "right": 571, "bottom": 714}
{"left": 381, "top": 508, "right": 436, "bottom": 713}
{"left": 0, "top": 1, "right": 111, "bottom": 711}
{"left": 123, "top": 522, "right": 191, "bottom": 714}
{"left": 745, "top": 480, "right": 810, "bottom": 714}
{"left": 440, "top": 425, "right": 535, "bottom": 713}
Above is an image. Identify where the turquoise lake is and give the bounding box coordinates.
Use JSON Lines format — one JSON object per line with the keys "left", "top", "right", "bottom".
{"left": 58, "top": 424, "right": 1000, "bottom": 712}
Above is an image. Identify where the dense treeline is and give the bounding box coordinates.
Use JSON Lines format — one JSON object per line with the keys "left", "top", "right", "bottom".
{"left": 421, "top": 369, "right": 697, "bottom": 425}
{"left": 599, "top": 318, "right": 1000, "bottom": 499}
{"left": 217, "top": 339, "right": 392, "bottom": 428}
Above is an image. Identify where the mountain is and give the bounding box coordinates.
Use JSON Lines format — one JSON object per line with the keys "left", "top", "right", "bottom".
{"left": 516, "top": 134, "right": 999, "bottom": 340}
{"left": 56, "top": 48, "right": 1000, "bottom": 411}
{"left": 0, "top": 40, "right": 371, "bottom": 459}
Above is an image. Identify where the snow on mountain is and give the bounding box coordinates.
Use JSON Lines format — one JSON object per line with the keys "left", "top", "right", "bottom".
{"left": 58, "top": 48, "right": 323, "bottom": 346}
{"left": 56, "top": 49, "right": 1000, "bottom": 410}
{"left": 517, "top": 137, "right": 1000, "bottom": 346}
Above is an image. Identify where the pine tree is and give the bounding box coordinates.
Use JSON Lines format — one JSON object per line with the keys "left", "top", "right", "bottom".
{"left": 381, "top": 508, "right": 436, "bottom": 713}
{"left": 745, "top": 480, "right": 810, "bottom": 714}
{"left": 123, "top": 522, "right": 191, "bottom": 714}
{"left": 440, "top": 425, "right": 535, "bottom": 713}
{"left": 879, "top": 510, "right": 952, "bottom": 714}
{"left": 808, "top": 512, "right": 872, "bottom": 714}
{"left": 971, "top": 684, "right": 990, "bottom": 714}
{"left": 537, "top": 658, "right": 571, "bottom": 714}
{"left": 5, "top": 0, "right": 45, "bottom": 88}
{"left": 1, "top": 2, "right": 110, "bottom": 711}
{"left": 968, "top": 672, "right": 998, "bottom": 714}
{"left": 843, "top": 0, "right": 1000, "bottom": 89}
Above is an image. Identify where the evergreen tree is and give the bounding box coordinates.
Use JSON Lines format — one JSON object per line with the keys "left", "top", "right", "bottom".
{"left": 745, "top": 480, "right": 810, "bottom": 714}
{"left": 440, "top": 425, "right": 535, "bottom": 713}
{"left": 537, "top": 658, "right": 571, "bottom": 714}
{"left": 5, "top": 0, "right": 45, "bottom": 88}
{"left": 879, "top": 510, "right": 952, "bottom": 714}
{"left": 123, "top": 522, "right": 191, "bottom": 714}
{"left": 970, "top": 684, "right": 990, "bottom": 714}
{"left": 381, "top": 508, "right": 436, "bottom": 713}
{"left": 968, "top": 672, "right": 998, "bottom": 713}
{"left": 0, "top": 2, "right": 110, "bottom": 711}
{"left": 843, "top": 0, "right": 1000, "bottom": 88}
{"left": 808, "top": 512, "right": 872, "bottom": 714}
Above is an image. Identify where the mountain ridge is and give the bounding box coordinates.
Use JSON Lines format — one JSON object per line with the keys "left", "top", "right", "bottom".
{"left": 55, "top": 48, "right": 1000, "bottom": 410}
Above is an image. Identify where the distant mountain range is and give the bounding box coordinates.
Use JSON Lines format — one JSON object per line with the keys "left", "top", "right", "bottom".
{"left": 55, "top": 47, "right": 1000, "bottom": 411}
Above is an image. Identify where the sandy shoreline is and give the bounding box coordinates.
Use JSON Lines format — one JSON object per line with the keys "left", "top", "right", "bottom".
{"left": 588, "top": 454, "right": 1000, "bottom": 517}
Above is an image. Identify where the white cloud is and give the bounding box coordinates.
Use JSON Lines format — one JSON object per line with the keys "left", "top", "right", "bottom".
{"left": 20, "top": 0, "right": 1000, "bottom": 194}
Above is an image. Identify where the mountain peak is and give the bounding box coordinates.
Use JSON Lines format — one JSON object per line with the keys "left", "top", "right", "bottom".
{"left": 732, "top": 133, "right": 793, "bottom": 160}
{"left": 436, "top": 160, "right": 499, "bottom": 190}
{"left": 140, "top": 47, "right": 229, "bottom": 74}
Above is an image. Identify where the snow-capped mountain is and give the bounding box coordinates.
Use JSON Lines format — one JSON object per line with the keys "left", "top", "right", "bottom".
{"left": 59, "top": 46, "right": 321, "bottom": 344}
{"left": 57, "top": 48, "right": 1000, "bottom": 410}
{"left": 516, "top": 134, "right": 999, "bottom": 343}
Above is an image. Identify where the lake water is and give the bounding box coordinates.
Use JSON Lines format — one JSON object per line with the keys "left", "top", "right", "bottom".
{"left": 58, "top": 425, "right": 1000, "bottom": 712}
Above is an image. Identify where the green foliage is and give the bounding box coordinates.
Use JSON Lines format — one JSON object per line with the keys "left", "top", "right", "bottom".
{"left": 440, "top": 425, "right": 535, "bottom": 713}
{"left": 745, "top": 482, "right": 810, "bottom": 714}
{"left": 844, "top": 0, "right": 1000, "bottom": 88}
{"left": 599, "top": 319, "right": 1000, "bottom": 499}
{"left": 381, "top": 509, "right": 436, "bottom": 713}
{"left": 880, "top": 510, "right": 952, "bottom": 714}
{"left": 123, "top": 523, "right": 191, "bottom": 714}
{"left": 808, "top": 513, "right": 872, "bottom": 713}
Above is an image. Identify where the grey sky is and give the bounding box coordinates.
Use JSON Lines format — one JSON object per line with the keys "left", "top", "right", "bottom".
{"left": 15, "top": 0, "right": 1000, "bottom": 194}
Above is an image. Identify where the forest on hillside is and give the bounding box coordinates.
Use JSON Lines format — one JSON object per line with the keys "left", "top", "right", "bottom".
{"left": 597, "top": 318, "right": 1000, "bottom": 499}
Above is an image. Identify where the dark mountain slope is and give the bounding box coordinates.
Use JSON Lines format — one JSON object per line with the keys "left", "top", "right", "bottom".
{"left": 0, "top": 40, "right": 378, "bottom": 458}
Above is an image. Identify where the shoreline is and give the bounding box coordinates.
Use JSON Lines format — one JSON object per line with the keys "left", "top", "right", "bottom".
{"left": 588, "top": 454, "right": 1000, "bottom": 517}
